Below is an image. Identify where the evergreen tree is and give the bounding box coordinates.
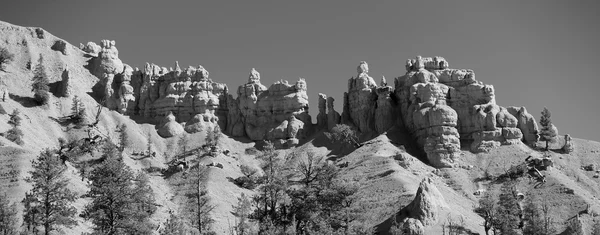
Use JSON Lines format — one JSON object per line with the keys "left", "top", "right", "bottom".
{"left": 539, "top": 107, "right": 558, "bottom": 151}
{"left": 83, "top": 157, "right": 156, "bottom": 234}
{"left": 232, "top": 193, "right": 253, "bottom": 235}
{"left": 116, "top": 124, "right": 128, "bottom": 155}
{"left": 494, "top": 181, "right": 521, "bottom": 235}
{"left": 22, "top": 149, "right": 78, "bottom": 235}
{"left": 0, "top": 47, "right": 14, "bottom": 71}
{"left": 71, "top": 95, "right": 86, "bottom": 125}
{"left": 5, "top": 109, "right": 23, "bottom": 145}
{"left": 182, "top": 163, "right": 215, "bottom": 234}
{"left": 31, "top": 55, "right": 50, "bottom": 105}
{"left": 0, "top": 193, "right": 18, "bottom": 235}
{"left": 205, "top": 125, "right": 221, "bottom": 148}
{"left": 475, "top": 192, "right": 497, "bottom": 235}
{"left": 159, "top": 211, "right": 187, "bottom": 235}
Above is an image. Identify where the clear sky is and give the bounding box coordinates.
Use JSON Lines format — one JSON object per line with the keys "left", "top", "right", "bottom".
{"left": 2, "top": 1, "right": 599, "bottom": 141}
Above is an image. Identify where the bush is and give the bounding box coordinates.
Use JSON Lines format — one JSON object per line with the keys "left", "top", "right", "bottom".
{"left": 233, "top": 176, "right": 259, "bottom": 190}
{"left": 0, "top": 48, "right": 14, "bottom": 71}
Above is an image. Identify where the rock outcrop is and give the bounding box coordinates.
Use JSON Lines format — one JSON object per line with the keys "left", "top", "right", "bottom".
{"left": 407, "top": 178, "right": 447, "bottom": 226}
{"left": 79, "top": 42, "right": 101, "bottom": 55}
{"left": 563, "top": 134, "right": 574, "bottom": 153}
{"left": 326, "top": 96, "right": 341, "bottom": 131}
{"left": 344, "top": 61, "right": 377, "bottom": 133}
{"left": 51, "top": 40, "right": 67, "bottom": 55}
{"left": 317, "top": 93, "right": 328, "bottom": 130}
{"left": 233, "top": 68, "right": 311, "bottom": 146}
{"left": 59, "top": 68, "right": 73, "bottom": 97}
{"left": 157, "top": 112, "right": 184, "bottom": 137}
{"left": 395, "top": 56, "right": 535, "bottom": 166}
{"left": 83, "top": 44, "right": 542, "bottom": 162}
{"left": 507, "top": 106, "right": 539, "bottom": 145}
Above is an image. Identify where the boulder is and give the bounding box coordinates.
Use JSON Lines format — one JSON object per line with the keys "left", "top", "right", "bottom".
{"left": 157, "top": 112, "right": 184, "bottom": 138}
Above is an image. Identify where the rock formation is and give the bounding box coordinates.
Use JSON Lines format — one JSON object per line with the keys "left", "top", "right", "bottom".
{"left": 79, "top": 42, "right": 101, "bottom": 56}
{"left": 317, "top": 93, "right": 328, "bottom": 130}
{"left": 233, "top": 69, "right": 311, "bottom": 146}
{"left": 59, "top": 68, "right": 73, "bottom": 97}
{"left": 393, "top": 177, "right": 447, "bottom": 234}
{"left": 395, "top": 56, "right": 534, "bottom": 166}
{"left": 157, "top": 112, "right": 185, "bottom": 137}
{"left": 82, "top": 43, "right": 542, "bottom": 163}
{"left": 343, "top": 61, "right": 377, "bottom": 133}
{"left": 563, "top": 134, "right": 574, "bottom": 153}
{"left": 51, "top": 40, "right": 67, "bottom": 55}
{"left": 326, "top": 96, "right": 341, "bottom": 131}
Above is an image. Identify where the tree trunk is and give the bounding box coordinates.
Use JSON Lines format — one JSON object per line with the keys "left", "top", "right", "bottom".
{"left": 545, "top": 140, "right": 549, "bottom": 151}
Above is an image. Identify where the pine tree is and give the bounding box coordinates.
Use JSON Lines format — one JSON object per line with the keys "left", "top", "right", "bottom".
{"left": 71, "top": 95, "right": 87, "bottom": 125}
{"left": 494, "top": 181, "right": 521, "bottom": 235}
{"left": 232, "top": 193, "right": 253, "bottom": 235}
{"left": 22, "top": 148, "right": 78, "bottom": 235}
{"left": 83, "top": 157, "right": 156, "bottom": 234}
{"left": 182, "top": 164, "right": 215, "bottom": 234}
{"left": 31, "top": 55, "right": 50, "bottom": 105}
{"left": 159, "top": 211, "right": 187, "bottom": 235}
{"left": 116, "top": 124, "right": 128, "bottom": 155}
{"left": 5, "top": 109, "right": 23, "bottom": 145}
{"left": 330, "top": 124, "right": 360, "bottom": 148}
{"left": 205, "top": 125, "right": 221, "bottom": 148}
{"left": 475, "top": 192, "right": 497, "bottom": 235}
{"left": 539, "top": 107, "right": 558, "bottom": 151}
{"left": 0, "top": 193, "right": 18, "bottom": 235}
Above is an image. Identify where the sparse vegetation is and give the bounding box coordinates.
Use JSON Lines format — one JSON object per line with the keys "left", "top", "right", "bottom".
{"left": 70, "top": 95, "right": 87, "bottom": 126}
{"left": 31, "top": 55, "right": 50, "bottom": 105}
{"left": 0, "top": 193, "right": 18, "bottom": 235}
{"left": 22, "top": 148, "right": 78, "bottom": 235}
{"left": 540, "top": 107, "right": 558, "bottom": 151}
{"left": 181, "top": 163, "right": 215, "bottom": 234}
{"left": 4, "top": 109, "right": 24, "bottom": 145}
{"left": 0, "top": 47, "right": 14, "bottom": 71}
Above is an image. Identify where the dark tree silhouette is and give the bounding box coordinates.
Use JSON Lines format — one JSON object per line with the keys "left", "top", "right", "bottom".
{"left": 31, "top": 55, "right": 50, "bottom": 105}
{"left": 22, "top": 148, "right": 77, "bottom": 235}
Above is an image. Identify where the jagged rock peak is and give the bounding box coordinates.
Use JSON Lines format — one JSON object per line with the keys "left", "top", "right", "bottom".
{"left": 248, "top": 68, "right": 260, "bottom": 84}
{"left": 380, "top": 75, "right": 387, "bottom": 87}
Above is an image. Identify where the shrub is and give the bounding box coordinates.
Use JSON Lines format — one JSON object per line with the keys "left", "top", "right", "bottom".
{"left": 0, "top": 47, "right": 14, "bottom": 71}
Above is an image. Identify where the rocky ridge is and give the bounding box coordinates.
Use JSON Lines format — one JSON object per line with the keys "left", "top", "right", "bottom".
{"left": 83, "top": 39, "right": 539, "bottom": 166}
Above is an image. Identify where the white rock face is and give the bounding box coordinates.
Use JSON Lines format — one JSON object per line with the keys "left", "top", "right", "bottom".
{"left": 506, "top": 106, "right": 540, "bottom": 145}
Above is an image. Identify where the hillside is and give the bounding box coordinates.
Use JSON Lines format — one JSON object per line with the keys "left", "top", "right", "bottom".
{"left": 1, "top": 19, "right": 600, "bottom": 235}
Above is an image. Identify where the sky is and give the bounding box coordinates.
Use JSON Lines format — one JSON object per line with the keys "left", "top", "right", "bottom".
{"left": 1, "top": 0, "right": 599, "bottom": 141}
